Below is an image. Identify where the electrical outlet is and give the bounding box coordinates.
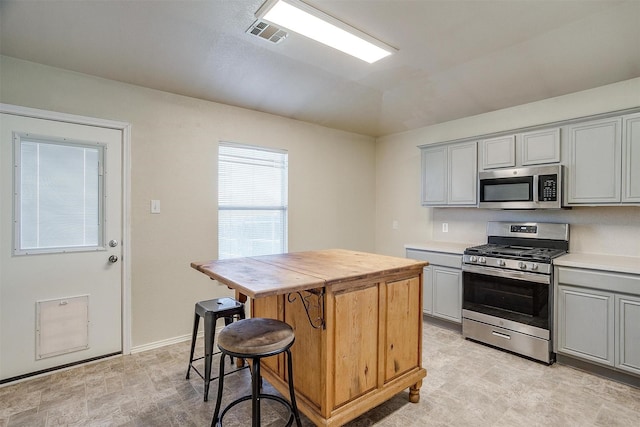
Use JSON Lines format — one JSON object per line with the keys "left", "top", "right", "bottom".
{"left": 442, "top": 223, "right": 448, "bottom": 233}
{"left": 151, "top": 199, "right": 161, "bottom": 214}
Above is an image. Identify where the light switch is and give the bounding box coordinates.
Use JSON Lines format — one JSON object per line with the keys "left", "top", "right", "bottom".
{"left": 151, "top": 200, "right": 161, "bottom": 214}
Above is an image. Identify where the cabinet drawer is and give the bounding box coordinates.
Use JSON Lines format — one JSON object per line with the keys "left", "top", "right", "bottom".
{"left": 406, "top": 249, "right": 461, "bottom": 269}
{"left": 557, "top": 267, "right": 640, "bottom": 295}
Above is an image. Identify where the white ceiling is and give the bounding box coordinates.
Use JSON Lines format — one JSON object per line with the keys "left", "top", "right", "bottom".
{"left": 1, "top": 0, "right": 639, "bottom": 137}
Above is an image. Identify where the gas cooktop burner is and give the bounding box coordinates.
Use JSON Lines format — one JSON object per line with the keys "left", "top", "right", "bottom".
{"left": 464, "top": 244, "right": 566, "bottom": 262}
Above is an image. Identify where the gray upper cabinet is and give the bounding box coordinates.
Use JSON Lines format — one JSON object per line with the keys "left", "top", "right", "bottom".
{"left": 420, "top": 109, "right": 639, "bottom": 208}
{"left": 480, "top": 128, "right": 560, "bottom": 170}
{"left": 421, "top": 145, "right": 447, "bottom": 205}
{"left": 421, "top": 141, "right": 477, "bottom": 207}
{"left": 566, "top": 117, "right": 622, "bottom": 204}
{"left": 623, "top": 112, "right": 640, "bottom": 203}
{"left": 481, "top": 135, "right": 515, "bottom": 169}
{"left": 521, "top": 128, "right": 561, "bottom": 166}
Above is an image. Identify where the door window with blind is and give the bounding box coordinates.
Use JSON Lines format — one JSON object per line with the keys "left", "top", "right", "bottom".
{"left": 218, "top": 142, "right": 288, "bottom": 259}
{"left": 13, "top": 134, "right": 104, "bottom": 255}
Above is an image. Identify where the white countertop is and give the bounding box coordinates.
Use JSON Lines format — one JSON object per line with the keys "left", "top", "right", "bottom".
{"left": 406, "top": 242, "right": 640, "bottom": 276}
{"left": 555, "top": 253, "right": 640, "bottom": 275}
{"left": 405, "top": 241, "right": 480, "bottom": 255}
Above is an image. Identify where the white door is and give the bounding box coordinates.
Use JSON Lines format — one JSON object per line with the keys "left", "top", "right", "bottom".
{"left": 1, "top": 112, "right": 123, "bottom": 381}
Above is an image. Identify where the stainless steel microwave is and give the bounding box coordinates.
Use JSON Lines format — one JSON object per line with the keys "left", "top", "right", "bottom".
{"left": 478, "top": 165, "right": 562, "bottom": 209}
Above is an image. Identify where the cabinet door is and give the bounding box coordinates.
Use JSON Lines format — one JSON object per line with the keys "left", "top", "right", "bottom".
{"left": 481, "top": 135, "right": 515, "bottom": 169}
{"left": 333, "top": 285, "right": 379, "bottom": 406}
{"left": 557, "top": 285, "right": 614, "bottom": 366}
{"left": 521, "top": 128, "right": 560, "bottom": 166}
{"left": 253, "top": 295, "right": 285, "bottom": 375}
{"left": 567, "top": 117, "right": 622, "bottom": 204}
{"left": 432, "top": 267, "right": 462, "bottom": 323}
{"left": 622, "top": 113, "right": 640, "bottom": 203}
{"left": 421, "top": 145, "right": 447, "bottom": 206}
{"left": 385, "top": 277, "right": 421, "bottom": 381}
{"left": 616, "top": 294, "right": 640, "bottom": 375}
{"left": 448, "top": 141, "right": 477, "bottom": 205}
{"left": 422, "top": 266, "right": 433, "bottom": 315}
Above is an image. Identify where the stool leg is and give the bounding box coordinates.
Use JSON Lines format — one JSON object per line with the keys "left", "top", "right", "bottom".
{"left": 211, "top": 353, "right": 226, "bottom": 427}
{"left": 186, "top": 311, "right": 200, "bottom": 380}
{"left": 251, "top": 357, "right": 261, "bottom": 427}
{"left": 236, "top": 310, "right": 247, "bottom": 368}
{"left": 223, "top": 316, "right": 234, "bottom": 365}
{"left": 203, "top": 312, "right": 216, "bottom": 402}
{"left": 286, "top": 349, "right": 302, "bottom": 427}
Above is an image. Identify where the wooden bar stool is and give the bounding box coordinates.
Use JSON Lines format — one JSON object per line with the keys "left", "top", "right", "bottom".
{"left": 211, "top": 318, "right": 302, "bottom": 427}
{"left": 186, "top": 297, "right": 245, "bottom": 401}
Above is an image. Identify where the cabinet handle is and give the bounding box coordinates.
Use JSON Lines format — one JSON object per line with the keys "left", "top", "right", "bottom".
{"left": 492, "top": 331, "right": 511, "bottom": 340}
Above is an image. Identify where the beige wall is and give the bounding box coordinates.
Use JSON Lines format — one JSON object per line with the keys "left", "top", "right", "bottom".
{"left": 0, "top": 56, "right": 376, "bottom": 348}
{"left": 376, "top": 77, "right": 640, "bottom": 258}
{"left": 2, "top": 54, "right": 639, "bottom": 350}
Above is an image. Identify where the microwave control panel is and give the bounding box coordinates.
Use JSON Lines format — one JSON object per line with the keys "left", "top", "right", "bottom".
{"left": 539, "top": 174, "right": 558, "bottom": 201}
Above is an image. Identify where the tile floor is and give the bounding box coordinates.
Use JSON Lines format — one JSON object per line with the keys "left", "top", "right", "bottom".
{"left": 1, "top": 319, "right": 640, "bottom": 426}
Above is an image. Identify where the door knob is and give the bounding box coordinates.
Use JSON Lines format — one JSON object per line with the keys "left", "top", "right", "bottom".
{"left": 108, "top": 255, "right": 118, "bottom": 263}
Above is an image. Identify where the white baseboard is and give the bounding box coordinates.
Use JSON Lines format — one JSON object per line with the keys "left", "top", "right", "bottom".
{"left": 130, "top": 326, "right": 226, "bottom": 354}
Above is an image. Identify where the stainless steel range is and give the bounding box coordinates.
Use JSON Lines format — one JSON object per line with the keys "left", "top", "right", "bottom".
{"left": 462, "top": 222, "right": 569, "bottom": 364}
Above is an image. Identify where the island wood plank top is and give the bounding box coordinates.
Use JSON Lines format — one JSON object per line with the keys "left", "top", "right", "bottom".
{"left": 192, "top": 248, "right": 427, "bottom": 298}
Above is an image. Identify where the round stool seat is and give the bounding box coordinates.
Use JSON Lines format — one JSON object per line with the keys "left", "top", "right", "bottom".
{"left": 218, "top": 318, "right": 294, "bottom": 356}
{"left": 212, "top": 317, "right": 302, "bottom": 426}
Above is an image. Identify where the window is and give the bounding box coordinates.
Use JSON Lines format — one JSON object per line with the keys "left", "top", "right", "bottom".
{"left": 218, "top": 142, "right": 288, "bottom": 259}
{"left": 14, "top": 134, "right": 104, "bottom": 255}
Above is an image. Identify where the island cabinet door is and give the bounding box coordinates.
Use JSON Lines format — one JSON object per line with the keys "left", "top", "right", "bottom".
{"left": 253, "top": 292, "right": 324, "bottom": 409}
{"left": 332, "top": 284, "right": 379, "bottom": 408}
{"left": 252, "top": 295, "right": 285, "bottom": 376}
{"left": 284, "top": 291, "right": 324, "bottom": 409}
{"left": 384, "top": 276, "right": 421, "bottom": 382}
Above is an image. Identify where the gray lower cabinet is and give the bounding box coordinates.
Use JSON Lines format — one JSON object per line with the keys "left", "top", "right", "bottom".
{"left": 407, "top": 249, "right": 462, "bottom": 323}
{"left": 557, "top": 285, "right": 614, "bottom": 366}
{"left": 617, "top": 294, "right": 640, "bottom": 375}
{"left": 556, "top": 266, "right": 640, "bottom": 376}
{"left": 430, "top": 266, "right": 462, "bottom": 323}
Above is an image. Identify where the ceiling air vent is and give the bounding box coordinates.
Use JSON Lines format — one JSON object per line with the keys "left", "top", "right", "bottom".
{"left": 246, "top": 20, "right": 288, "bottom": 44}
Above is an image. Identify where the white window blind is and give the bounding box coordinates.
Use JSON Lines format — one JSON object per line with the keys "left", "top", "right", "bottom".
{"left": 218, "top": 142, "right": 288, "bottom": 259}
{"left": 14, "top": 135, "right": 104, "bottom": 255}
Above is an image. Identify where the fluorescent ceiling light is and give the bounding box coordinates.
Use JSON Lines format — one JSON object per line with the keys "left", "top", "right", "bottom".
{"left": 255, "top": 0, "right": 396, "bottom": 63}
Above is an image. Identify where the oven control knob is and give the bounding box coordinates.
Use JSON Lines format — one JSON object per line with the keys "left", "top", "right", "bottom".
{"left": 531, "top": 263, "right": 538, "bottom": 271}
{"left": 470, "top": 256, "right": 477, "bottom": 263}
{"left": 498, "top": 259, "right": 506, "bottom": 266}
{"left": 479, "top": 257, "right": 486, "bottom": 264}
{"left": 518, "top": 262, "right": 527, "bottom": 270}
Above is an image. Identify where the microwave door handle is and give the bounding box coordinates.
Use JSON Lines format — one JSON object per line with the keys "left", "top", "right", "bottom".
{"left": 533, "top": 175, "right": 539, "bottom": 204}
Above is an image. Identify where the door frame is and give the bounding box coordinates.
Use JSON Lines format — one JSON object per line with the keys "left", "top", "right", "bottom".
{"left": 1, "top": 103, "right": 132, "bottom": 355}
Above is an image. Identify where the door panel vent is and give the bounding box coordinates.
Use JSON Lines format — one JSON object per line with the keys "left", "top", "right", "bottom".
{"left": 36, "top": 295, "right": 89, "bottom": 359}
{"left": 246, "top": 20, "right": 288, "bottom": 44}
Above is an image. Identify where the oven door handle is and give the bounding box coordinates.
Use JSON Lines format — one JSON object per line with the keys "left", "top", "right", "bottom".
{"left": 462, "top": 264, "right": 551, "bottom": 285}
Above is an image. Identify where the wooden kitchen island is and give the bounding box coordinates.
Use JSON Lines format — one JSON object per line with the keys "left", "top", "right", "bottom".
{"left": 192, "top": 249, "right": 427, "bottom": 427}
